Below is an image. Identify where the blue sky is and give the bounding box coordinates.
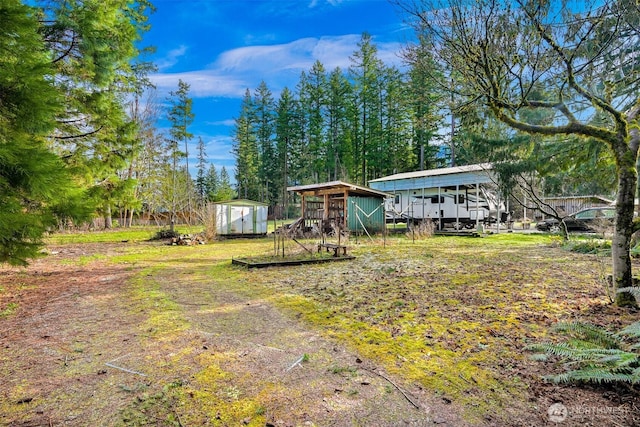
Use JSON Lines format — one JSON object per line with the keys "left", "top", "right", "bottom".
{"left": 142, "top": 0, "right": 413, "bottom": 178}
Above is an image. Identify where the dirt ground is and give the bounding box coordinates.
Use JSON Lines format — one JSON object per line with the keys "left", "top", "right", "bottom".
{"left": 0, "top": 238, "right": 639, "bottom": 426}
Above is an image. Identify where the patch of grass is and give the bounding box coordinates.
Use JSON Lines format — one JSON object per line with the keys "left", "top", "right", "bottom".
{"left": 564, "top": 238, "right": 611, "bottom": 255}
{"left": 58, "top": 253, "right": 110, "bottom": 266}
{"left": 45, "top": 226, "right": 203, "bottom": 245}
{"left": 118, "top": 380, "right": 185, "bottom": 426}
{"left": 116, "top": 248, "right": 271, "bottom": 426}
{"left": 0, "top": 302, "right": 18, "bottom": 318}
{"left": 329, "top": 365, "right": 359, "bottom": 376}
{"left": 128, "top": 267, "right": 190, "bottom": 339}
{"left": 166, "top": 353, "right": 266, "bottom": 426}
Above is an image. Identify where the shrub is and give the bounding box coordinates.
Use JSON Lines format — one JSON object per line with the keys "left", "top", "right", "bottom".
{"left": 150, "top": 229, "right": 180, "bottom": 241}
{"left": 406, "top": 220, "right": 435, "bottom": 239}
{"left": 565, "top": 239, "right": 611, "bottom": 255}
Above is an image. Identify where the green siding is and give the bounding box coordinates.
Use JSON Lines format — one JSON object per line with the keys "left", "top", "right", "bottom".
{"left": 347, "top": 196, "right": 385, "bottom": 233}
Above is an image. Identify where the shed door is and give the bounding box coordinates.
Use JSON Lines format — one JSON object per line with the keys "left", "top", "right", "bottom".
{"left": 229, "top": 206, "right": 247, "bottom": 233}
{"left": 256, "top": 206, "right": 267, "bottom": 233}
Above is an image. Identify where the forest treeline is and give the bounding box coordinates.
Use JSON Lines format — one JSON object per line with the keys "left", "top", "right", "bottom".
{"left": 232, "top": 33, "right": 447, "bottom": 211}
{"left": 230, "top": 32, "right": 616, "bottom": 214}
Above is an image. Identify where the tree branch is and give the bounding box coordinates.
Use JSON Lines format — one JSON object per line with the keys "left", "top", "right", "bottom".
{"left": 53, "top": 126, "right": 104, "bottom": 140}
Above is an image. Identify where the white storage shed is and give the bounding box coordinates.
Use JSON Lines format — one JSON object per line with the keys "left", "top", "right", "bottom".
{"left": 214, "top": 199, "right": 268, "bottom": 236}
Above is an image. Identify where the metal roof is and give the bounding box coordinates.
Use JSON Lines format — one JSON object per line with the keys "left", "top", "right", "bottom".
{"left": 213, "top": 198, "right": 269, "bottom": 206}
{"left": 368, "top": 163, "right": 493, "bottom": 183}
{"left": 287, "top": 180, "right": 391, "bottom": 198}
{"left": 368, "top": 163, "right": 496, "bottom": 192}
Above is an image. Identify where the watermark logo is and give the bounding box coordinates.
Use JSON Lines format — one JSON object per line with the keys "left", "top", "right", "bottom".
{"left": 548, "top": 403, "right": 568, "bottom": 423}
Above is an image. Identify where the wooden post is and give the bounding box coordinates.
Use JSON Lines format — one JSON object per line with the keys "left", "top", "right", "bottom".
{"left": 343, "top": 189, "right": 348, "bottom": 232}
{"left": 323, "top": 193, "right": 329, "bottom": 221}
{"left": 301, "top": 195, "right": 306, "bottom": 229}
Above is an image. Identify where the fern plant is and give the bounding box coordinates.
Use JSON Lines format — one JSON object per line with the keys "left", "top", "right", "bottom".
{"left": 527, "top": 321, "right": 640, "bottom": 385}
{"left": 617, "top": 287, "right": 640, "bottom": 302}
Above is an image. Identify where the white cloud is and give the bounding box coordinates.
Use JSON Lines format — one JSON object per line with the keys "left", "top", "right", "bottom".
{"left": 214, "top": 38, "right": 318, "bottom": 72}
{"left": 149, "top": 71, "right": 250, "bottom": 98}
{"left": 150, "top": 34, "right": 404, "bottom": 99}
{"left": 155, "top": 45, "right": 188, "bottom": 71}
{"left": 215, "top": 34, "right": 403, "bottom": 78}
{"left": 206, "top": 119, "right": 236, "bottom": 127}
{"left": 308, "top": 0, "right": 344, "bottom": 9}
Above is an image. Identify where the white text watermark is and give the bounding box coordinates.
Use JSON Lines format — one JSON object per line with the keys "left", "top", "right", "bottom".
{"left": 548, "top": 402, "right": 635, "bottom": 423}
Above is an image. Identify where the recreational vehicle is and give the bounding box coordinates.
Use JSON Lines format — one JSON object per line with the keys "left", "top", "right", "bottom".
{"left": 369, "top": 163, "right": 507, "bottom": 230}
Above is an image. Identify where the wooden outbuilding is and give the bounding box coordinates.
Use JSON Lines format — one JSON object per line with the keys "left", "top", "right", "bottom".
{"left": 287, "top": 181, "right": 390, "bottom": 234}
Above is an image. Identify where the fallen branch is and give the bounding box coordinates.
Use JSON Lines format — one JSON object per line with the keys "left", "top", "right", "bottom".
{"left": 254, "top": 342, "right": 284, "bottom": 352}
{"left": 363, "top": 367, "right": 420, "bottom": 409}
{"left": 105, "top": 354, "right": 147, "bottom": 377}
{"left": 286, "top": 354, "right": 306, "bottom": 372}
{"left": 105, "top": 362, "right": 147, "bottom": 377}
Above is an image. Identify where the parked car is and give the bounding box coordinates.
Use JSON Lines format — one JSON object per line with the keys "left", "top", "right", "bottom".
{"left": 535, "top": 207, "right": 616, "bottom": 232}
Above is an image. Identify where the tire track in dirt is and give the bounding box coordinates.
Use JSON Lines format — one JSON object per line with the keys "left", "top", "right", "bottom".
{"left": 0, "top": 245, "right": 148, "bottom": 426}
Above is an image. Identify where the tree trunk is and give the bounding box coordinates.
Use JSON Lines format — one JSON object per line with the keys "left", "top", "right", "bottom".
{"left": 104, "top": 203, "right": 112, "bottom": 229}
{"left": 613, "top": 151, "right": 637, "bottom": 307}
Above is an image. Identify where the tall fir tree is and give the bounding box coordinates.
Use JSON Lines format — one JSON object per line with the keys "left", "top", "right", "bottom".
{"left": 195, "top": 137, "right": 207, "bottom": 204}
{"left": 218, "top": 166, "right": 235, "bottom": 201}
{"left": 275, "top": 87, "right": 301, "bottom": 214}
{"left": 253, "top": 81, "right": 277, "bottom": 203}
{"left": 404, "top": 29, "right": 444, "bottom": 170}
{"left": 204, "top": 164, "right": 219, "bottom": 201}
{"left": 0, "top": 0, "right": 112, "bottom": 264}
{"left": 233, "top": 89, "right": 260, "bottom": 199}
{"left": 326, "top": 68, "right": 354, "bottom": 181}
{"left": 42, "top": 0, "right": 154, "bottom": 228}
{"left": 349, "top": 33, "right": 386, "bottom": 184}
{"left": 166, "top": 79, "right": 194, "bottom": 229}
{"left": 299, "top": 61, "right": 329, "bottom": 181}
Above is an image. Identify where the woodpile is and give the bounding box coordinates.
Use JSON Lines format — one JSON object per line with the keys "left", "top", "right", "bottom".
{"left": 169, "top": 233, "right": 206, "bottom": 246}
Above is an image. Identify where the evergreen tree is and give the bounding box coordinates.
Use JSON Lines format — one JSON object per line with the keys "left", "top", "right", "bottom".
{"left": 217, "top": 167, "right": 236, "bottom": 201}
{"left": 231, "top": 32, "right": 447, "bottom": 200}
{"left": 299, "top": 61, "right": 329, "bottom": 181}
{"left": 349, "top": 33, "right": 386, "bottom": 184}
{"left": 166, "top": 80, "right": 194, "bottom": 229}
{"left": 378, "top": 66, "right": 415, "bottom": 177}
{"left": 196, "top": 137, "right": 207, "bottom": 204}
{"left": 233, "top": 89, "right": 260, "bottom": 199}
{"left": 0, "top": 0, "right": 94, "bottom": 265}
{"left": 294, "top": 72, "right": 313, "bottom": 181}
{"left": 253, "top": 81, "right": 277, "bottom": 203}
{"left": 275, "top": 87, "right": 301, "bottom": 213}
{"left": 326, "top": 68, "right": 354, "bottom": 181}
{"left": 404, "top": 29, "right": 444, "bottom": 170}
{"left": 41, "top": 0, "right": 154, "bottom": 227}
{"left": 204, "top": 164, "right": 219, "bottom": 201}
